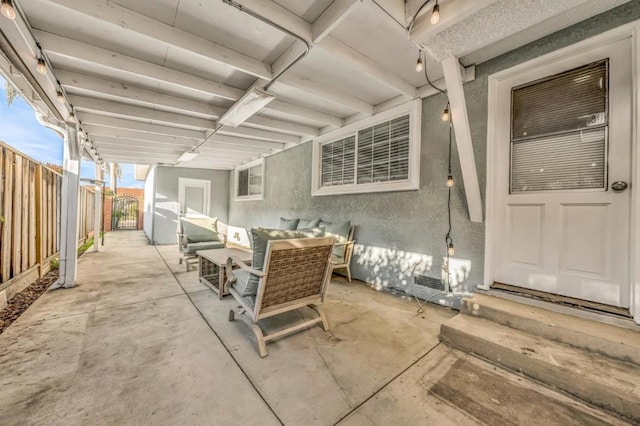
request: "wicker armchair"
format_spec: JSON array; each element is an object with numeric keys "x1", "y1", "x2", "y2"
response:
[{"x1": 227, "y1": 237, "x2": 335, "y2": 357}]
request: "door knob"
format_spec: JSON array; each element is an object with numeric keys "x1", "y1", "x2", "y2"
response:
[{"x1": 611, "y1": 181, "x2": 628, "y2": 192}]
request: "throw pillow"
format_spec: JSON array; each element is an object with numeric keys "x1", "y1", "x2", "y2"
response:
[
  {"x1": 241, "y1": 227, "x2": 324, "y2": 297},
  {"x1": 181, "y1": 217, "x2": 219, "y2": 243},
  {"x1": 278, "y1": 217, "x2": 299, "y2": 230},
  {"x1": 297, "y1": 218, "x2": 320, "y2": 229},
  {"x1": 324, "y1": 221, "x2": 351, "y2": 259}
]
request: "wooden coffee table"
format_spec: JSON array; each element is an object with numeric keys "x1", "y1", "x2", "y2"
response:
[{"x1": 197, "y1": 248, "x2": 253, "y2": 299}]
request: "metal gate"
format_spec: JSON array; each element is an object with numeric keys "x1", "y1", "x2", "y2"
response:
[{"x1": 112, "y1": 196, "x2": 138, "y2": 231}]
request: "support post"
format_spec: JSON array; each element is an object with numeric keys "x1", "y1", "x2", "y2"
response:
[
  {"x1": 93, "y1": 164, "x2": 103, "y2": 252},
  {"x1": 53, "y1": 126, "x2": 81, "y2": 289},
  {"x1": 442, "y1": 56, "x2": 483, "y2": 223}
]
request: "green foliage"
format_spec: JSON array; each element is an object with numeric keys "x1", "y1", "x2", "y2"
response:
[
  {"x1": 4, "y1": 81, "x2": 18, "y2": 106},
  {"x1": 78, "y1": 237, "x2": 94, "y2": 257},
  {"x1": 50, "y1": 258, "x2": 60, "y2": 270}
]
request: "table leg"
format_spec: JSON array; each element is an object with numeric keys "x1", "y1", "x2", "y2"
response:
[{"x1": 218, "y1": 264, "x2": 225, "y2": 300}]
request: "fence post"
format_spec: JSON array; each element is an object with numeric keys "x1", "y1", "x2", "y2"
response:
[
  {"x1": 93, "y1": 165, "x2": 103, "y2": 251},
  {"x1": 35, "y1": 165, "x2": 44, "y2": 277},
  {"x1": 1, "y1": 150, "x2": 12, "y2": 283}
]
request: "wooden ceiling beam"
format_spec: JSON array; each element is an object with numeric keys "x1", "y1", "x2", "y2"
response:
[
  {"x1": 312, "y1": 0, "x2": 362, "y2": 43},
  {"x1": 237, "y1": 0, "x2": 416, "y2": 98},
  {"x1": 41, "y1": 0, "x2": 272, "y2": 80},
  {"x1": 69, "y1": 95, "x2": 215, "y2": 130},
  {"x1": 78, "y1": 114, "x2": 206, "y2": 140},
  {"x1": 58, "y1": 70, "x2": 226, "y2": 119},
  {"x1": 35, "y1": 30, "x2": 245, "y2": 101}
]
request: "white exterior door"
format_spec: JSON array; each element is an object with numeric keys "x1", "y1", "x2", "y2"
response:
[
  {"x1": 178, "y1": 178, "x2": 210, "y2": 218},
  {"x1": 490, "y1": 38, "x2": 632, "y2": 308}
]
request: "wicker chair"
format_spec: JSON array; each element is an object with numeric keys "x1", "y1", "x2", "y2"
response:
[{"x1": 226, "y1": 237, "x2": 335, "y2": 357}]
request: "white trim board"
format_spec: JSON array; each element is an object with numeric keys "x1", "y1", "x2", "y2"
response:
[
  {"x1": 178, "y1": 177, "x2": 211, "y2": 217},
  {"x1": 442, "y1": 56, "x2": 483, "y2": 223},
  {"x1": 310, "y1": 99, "x2": 422, "y2": 196},
  {"x1": 234, "y1": 158, "x2": 264, "y2": 201},
  {"x1": 483, "y1": 20, "x2": 640, "y2": 324}
]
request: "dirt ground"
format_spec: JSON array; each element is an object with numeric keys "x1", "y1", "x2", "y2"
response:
[{"x1": 0, "y1": 270, "x2": 58, "y2": 334}]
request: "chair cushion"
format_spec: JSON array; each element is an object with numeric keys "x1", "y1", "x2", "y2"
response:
[
  {"x1": 230, "y1": 269, "x2": 257, "y2": 308},
  {"x1": 297, "y1": 218, "x2": 320, "y2": 229},
  {"x1": 181, "y1": 217, "x2": 219, "y2": 243},
  {"x1": 185, "y1": 241, "x2": 225, "y2": 254},
  {"x1": 331, "y1": 254, "x2": 345, "y2": 265},
  {"x1": 243, "y1": 227, "x2": 325, "y2": 297},
  {"x1": 324, "y1": 221, "x2": 351, "y2": 258},
  {"x1": 278, "y1": 217, "x2": 299, "y2": 230}
]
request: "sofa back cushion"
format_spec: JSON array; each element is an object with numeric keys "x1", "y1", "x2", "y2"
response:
[
  {"x1": 297, "y1": 218, "x2": 320, "y2": 229},
  {"x1": 278, "y1": 217, "x2": 300, "y2": 230},
  {"x1": 240, "y1": 227, "x2": 325, "y2": 297},
  {"x1": 323, "y1": 221, "x2": 352, "y2": 259},
  {"x1": 180, "y1": 217, "x2": 219, "y2": 243}
]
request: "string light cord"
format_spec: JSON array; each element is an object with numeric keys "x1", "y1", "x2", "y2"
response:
[
  {"x1": 421, "y1": 50, "x2": 447, "y2": 95},
  {"x1": 444, "y1": 108, "x2": 454, "y2": 293},
  {"x1": 408, "y1": 0, "x2": 438, "y2": 37}
]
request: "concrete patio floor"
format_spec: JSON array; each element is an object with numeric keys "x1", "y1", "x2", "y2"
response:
[{"x1": 0, "y1": 232, "x2": 630, "y2": 425}]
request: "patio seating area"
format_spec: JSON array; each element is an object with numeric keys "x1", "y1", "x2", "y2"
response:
[
  {"x1": 2, "y1": 1, "x2": 640, "y2": 424},
  {"x1": 0, "y1": 231, "x2": 629, "y2": 425}
]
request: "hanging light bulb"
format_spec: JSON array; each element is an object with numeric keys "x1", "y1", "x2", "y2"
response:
[
  {"x1": 415, "y1": 52, "x2": 424, "y2": 73},
  {"x1": 447, "y1": 242, "x2": 455, "y2": 256},
  {"x1": 68, "y1": 109, "x2": 75, "y2": 122},
  {"x1": 431, "y1": 1, "x2": 440, "y2": 25},
  {"x1": 56, "y1": 90, "x2": 65, "y2": 104},
  {"x1": 36, "y1": 57, "x2": 47, "y2": 75},
  {"x1": 447, "y1": 175, "x2": 454, "y2": 187},
  {"x1": 1, "y1": 0, "x2": 16, "y2": 20},
  {"x1": 442, "y1": 106, "x2": 450, "y2": 122}
]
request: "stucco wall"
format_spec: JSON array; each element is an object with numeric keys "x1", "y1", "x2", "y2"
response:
[
  {"x1": 228, "y1": 3, "x2": 640, "y2": 293},
  {"x1": 143, "y1": 166, "x2": 155, "y2": 241},
  {"x1": 152, "y1": 166, "x2": 230, "y2": 245}
]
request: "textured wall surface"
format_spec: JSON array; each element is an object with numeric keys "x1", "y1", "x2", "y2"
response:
[
  {"x1": 153, "y1": 166, "x2": 229, "y2": 244},
  {"x1": 143, "y1": 166, "x2": 156, "y2": 241},
  {"x1": 226, "y1": 3, "x2": 640, "y2": 293}
]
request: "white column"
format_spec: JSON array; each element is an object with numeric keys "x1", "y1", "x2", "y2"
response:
[
  {"x1": 53, "y1": 126, "x2": 81, "y2": 289},
  {"x1": 442, "y1": 56, "x2": 483, "y2": 223},
  {"x1": 93, "y1": 164, "x2": 103, "y2": 252}
]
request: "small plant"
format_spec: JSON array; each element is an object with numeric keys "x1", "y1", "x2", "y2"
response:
[
  {"x1": 50, "y1": 258, "x2": 60, "y2": 270},
  {"x1": 77, "y1": 237, "x2": 94, "y2": 257}
]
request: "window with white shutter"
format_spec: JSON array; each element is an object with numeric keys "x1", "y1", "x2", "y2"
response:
[
  {"x1": 312, "y1": 100, "x2": 421, "y2": 196},
  {"x1": 510, "y1": 60, "x2": 608, "y2": 193},
  {"x1": 235, "y1": 159, "x2": 263, "y2": 200},
  {"x1": 321, "y1": 136, "x2": 355, "y2": 186},
  {"x1": 357, "y1": 115, "x2": 410, "y2": 184}
]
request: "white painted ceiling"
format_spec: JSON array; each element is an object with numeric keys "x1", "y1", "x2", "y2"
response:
[{"x1": 0, "y1": 0, "x2": 631, "y2": 169}]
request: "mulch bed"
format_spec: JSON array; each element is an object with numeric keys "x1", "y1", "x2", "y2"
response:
[{"x1": 0, "y1": 270, "x2": 59, "y2": 335}]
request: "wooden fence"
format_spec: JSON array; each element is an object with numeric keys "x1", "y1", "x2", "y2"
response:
[{"x1": 0, "y1": 142, "x2": 95, "y2": 301}]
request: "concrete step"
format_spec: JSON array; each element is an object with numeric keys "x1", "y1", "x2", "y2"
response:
[
  {"x1": 461, "y1": 293, "x2": 640, "y2": 365},
  {"x1": 440, "y1": 315, "x2": 640, "y2": 423}
]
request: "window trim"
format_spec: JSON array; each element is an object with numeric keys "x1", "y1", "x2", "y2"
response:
[
  {"x1": 234, "y1": 158, "x2": 264, "y2": 201},
  {"x1": 311, "y1": 100, "x2": 421, "y2": 196}
]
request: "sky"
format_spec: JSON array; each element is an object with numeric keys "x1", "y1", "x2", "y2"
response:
[{"x1": 0, "y1": 77, "x2": 142, "y2": 188}]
